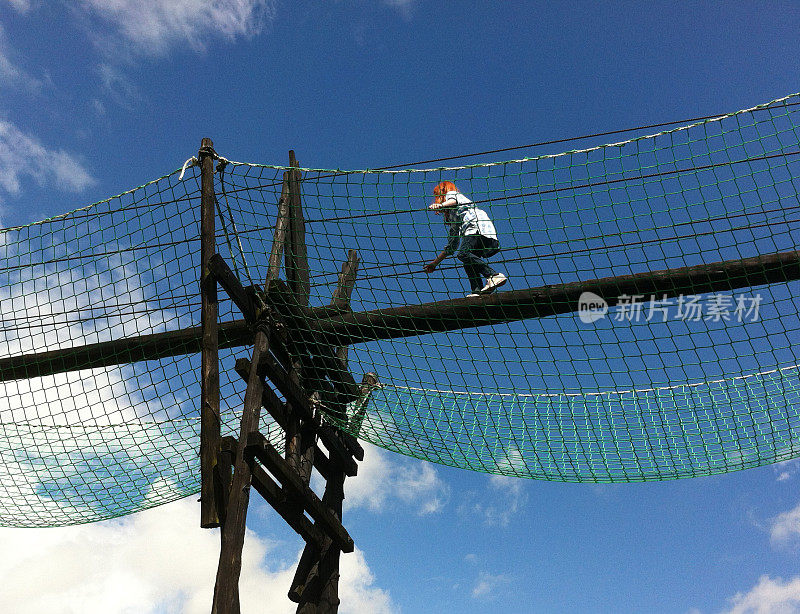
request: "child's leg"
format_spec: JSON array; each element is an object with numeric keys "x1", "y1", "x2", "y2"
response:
[{"x1": 457, "y1": 236, "x2": 497, "y2": 291}]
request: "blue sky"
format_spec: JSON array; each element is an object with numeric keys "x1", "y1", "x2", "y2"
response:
[{"x1": 3, "y1": 1, "x2": 800, "y2": 613}]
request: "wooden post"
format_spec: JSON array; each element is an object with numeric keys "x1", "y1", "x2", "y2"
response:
[
  {"x1": 200, "y1": 137, "x2": 221, "y2": 529},
  {"x1": 286, "y1": 150, "x2": 310, "y2": 305},
  {"x1": 268, "y1": 172, "x2": 291, "y2": 284},
  {"x1": 212, "y1": 330, "x2": 270, "y2": 614}
]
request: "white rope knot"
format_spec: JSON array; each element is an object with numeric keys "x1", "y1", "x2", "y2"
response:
[{"x1": 179, "y1": 156, "x2": 199, "y2": 180}]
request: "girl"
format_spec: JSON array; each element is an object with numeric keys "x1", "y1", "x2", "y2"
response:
[{"x1": 424, "y1": 181, "x2": 507, "y2": 296}]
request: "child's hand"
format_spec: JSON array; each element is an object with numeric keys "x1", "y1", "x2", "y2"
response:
[{"x1": 423, "y1": 262, "x2": 437, "y2": 274}]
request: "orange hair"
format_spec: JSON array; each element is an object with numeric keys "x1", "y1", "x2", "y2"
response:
[{"x1": 432, "y1": 181, "x2": 458, "y2": 204}]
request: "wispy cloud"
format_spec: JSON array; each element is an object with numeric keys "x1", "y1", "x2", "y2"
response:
[
  {"x1": 343, "y1": 443, "x2": 449, "y2": 515},
  {"x1": 769, "y1": 501, "x2": 800, "y2": 548},
  {"x1": 383, "y1": 0, "x2": 416, "y2": 19},
  {"x1": 0, "y1": 23, "x2": 47, "y2": 93},
  {"x1": 471, "y1": 571, "x2": 511, "y2": 599},
  {"x1": 461, "y1": 474, "x2": 528, "y2": 527},
  {"x1": 79, "y1": 0, "x2": 275, "y2": 57},
  {"x1": 773, "y1": 458, "x2": 800, "y2": 482},
  {"x1": 4, "y1": 0, "x2": 34, "y2": 14},
  {"x1": 722, "y1": 575, "x2": 800, "y2": 614},
  {"x1": 0, "y1": 495, "x2": 396, "y2": 613},
  {"x1": 0, "y1": 120, "x2": 96, "y2": 199}
]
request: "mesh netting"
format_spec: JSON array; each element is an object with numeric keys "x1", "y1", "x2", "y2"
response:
[{"x1": 2, "y1": 93, "x2": 800, "y2": 527}]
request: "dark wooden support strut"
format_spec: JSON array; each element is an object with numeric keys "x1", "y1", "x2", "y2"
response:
[
  {"x1": 212, "y1": 330, "x2": 270, "y2": 614},
  {"x1": 286, "y1": 150, "x2": 310, "y2": 305},
  {"x1": 200, "y1": 137, "x2": 221, "y2": 529},
  {"x1": 4, "y1": 250, "x2": 800, "y2": 382}
]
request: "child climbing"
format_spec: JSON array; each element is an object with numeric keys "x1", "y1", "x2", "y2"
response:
[{"x1": 423, "y1": 181, "x2": 507, "y2": 297}]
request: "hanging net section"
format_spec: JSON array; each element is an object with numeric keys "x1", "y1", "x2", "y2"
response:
[{"x1": 2, "y1": 93, "x2": 800, "y2": 527}]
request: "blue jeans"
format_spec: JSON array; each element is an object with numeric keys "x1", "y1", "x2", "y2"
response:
[{"x1": 457, "y1": 235, "x2": 500, "y2": 292}]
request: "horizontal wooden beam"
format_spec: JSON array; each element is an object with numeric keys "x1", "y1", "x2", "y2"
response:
[
  {"x1": 0, "y1": 320, "x2": 252, "y2": 382},
  {"x1": 3, "y1": 250, "x2": 798, "y2": 381},
  {"x1": 311, "y1": 250, "x2": 800, "y2": 345}
]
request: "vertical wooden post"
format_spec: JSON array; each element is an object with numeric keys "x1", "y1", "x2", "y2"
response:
[
  {"x1": 212, "y1": 330, "x2": 270, "y2": 614},
  {"x1": 267, "y1": 171, "x2": 291, "y2": 284},
  {"x1": 200, "y1": 137, "x2": 221, "y2": 529},
  {"x1": 286, "y1": 150, "x2": 310, "y2": 305}
]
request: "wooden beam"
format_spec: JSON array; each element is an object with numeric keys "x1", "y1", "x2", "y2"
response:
[
  {"x1": 245, "y1": 431, "x2": 354, "y2": 553},
  {"x1": 311, "y1": 250, "x2": 800, "y2": 346},
  {"x1": 246, "y1": 440, "x2": 326, "y2": 549},
  {"x1": 267, "y1": 172, "x2": 291, "y2": 283},
  {"x1": 209, "y1": 253, "x2": 256, "y2": 323},
  {"x1": 286, "y1": 150, "x2": 310, "y2": 305},
  {"x1": 200, "y1": 137, "x2": 221, "y2": 529},
  {"x1": 330, "y1": 250, "x2": 359, "y2": 311},
  {"x1": 0, "y1": 320, "x2": 251, "y2": 382},
  {"x1": 5, "y1": 250, "x2": 799, "y2": 380},
  {"x1": 212, "y1": 331, "x2": 269, "y2": 614},
  {"x1": 234, "y1": 358, "x2": 357, "y2": 478},
  {"x1": 349, "y1": 373, "x2": 380, "y2": 437}
]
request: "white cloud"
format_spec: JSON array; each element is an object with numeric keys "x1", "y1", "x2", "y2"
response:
[
  {"x1": 383, "y1": 0, "x2": 416, "y2": 18},
  {"x1": 4, "y1": 0, "x2": 33, "y2": 14},
  {"x1": 0, "y1": 495, "x2": 395, "y2": 614},
  {"x1": 770, "y1": 501, "x2": 800, "y2": 547},
  {"x1": 80, "y1": 0, "x2": 275, "y2": 57},
  {"x1": 96, "y1": 63, "x2": 140, "y2": 109},
  {"x1": 722, "y1": 575, "x2": 800, "y2": 614},
  {"x1": 462, "y1": 474, "x2": 527, "y2": 527},
  {"x1": 471, "y1": 571, "x2": 511, "y2": 599},
  {"x1": 773, "y1": 458, "x2": 800, "y2": 482},
  {"x1": 343, "y1": 443, "x2": 449, "y2": 515},
  {"x1": 0, "y1": 120, "x2": 95, "y2": 198},
  {"x1": 0, "y1": 23, "x2": 46, "y2": 93}
]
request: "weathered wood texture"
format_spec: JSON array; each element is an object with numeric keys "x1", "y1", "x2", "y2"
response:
[
  {"x1": 209, "y1": 253, "x2": 256, "y2": 323},
  {"x1": 286, "y1": 151, "x2": 310, "y2": 305},
  {"x1": 267, "y1": 172, "x2": 291, "y2": 283},
  {"x1": 6, "y1": 250, "x2": 799, "y2": 381},
  {"x1": 311, "y1": 250, "x2": 800, "y2": 345},
  {"x1": 212, "y1": 331, "x2": 269, "y2": 614},
  {"x1": 200, "y1": 137, "x2": 221, "y2": 529}
]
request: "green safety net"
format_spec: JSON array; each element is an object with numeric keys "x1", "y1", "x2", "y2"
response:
[{"x1": 2, "y1": 93, "x2": 800, "y2": 527}]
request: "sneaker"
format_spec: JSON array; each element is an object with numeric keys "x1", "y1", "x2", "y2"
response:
[
  {"x1": 467, "y1": 292, "x2": 482, "y2": 298},
  {"x1": 481, "y1": 273, "x2": 507, "y2": 293}
]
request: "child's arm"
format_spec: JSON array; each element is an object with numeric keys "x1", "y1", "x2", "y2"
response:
[
  {"x1": 428, "y1": 197, "x2": 458, "y2": 211},
  {"x1": 424, "y1": 222, "x2": 460, "y2": 273},
  {"x1": 424, "y1": 250, "x2": 448, "y2": 273}
]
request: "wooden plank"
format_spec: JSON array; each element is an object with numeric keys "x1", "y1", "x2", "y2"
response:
[
  {"x1": 200, "y1": 137, "x2": 221, "y2": 529},
  {"x1": 292, "y1": 466, "x2": 347, "y2": 610},
  {"x1": 267, "y1": 172, "x2": 290, "y2": 283},
  {"x1": 6, "y1": 250, "x2": 800, "y2": 380},
  {"x1": 249, "y1": 453, "x2": 325, "y2": 549},
  {"x1": 234, "y1": 358, "x2": 357, "y2": 478},
  {"x1": 212, "y1": 331, "x2": 269, "y2": 614},
  {"x1": 246, "y1": 431, "x2": 354, "y2": 553},
  {"x1": 209, "y1": 253, "x2": 256, "y2": 323}
]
